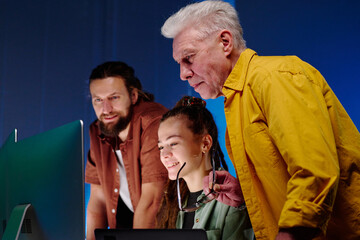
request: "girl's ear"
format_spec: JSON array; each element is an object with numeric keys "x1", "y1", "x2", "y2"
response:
[{"x1": 202, "y1": 134, "x2": 213, "y2": 153}]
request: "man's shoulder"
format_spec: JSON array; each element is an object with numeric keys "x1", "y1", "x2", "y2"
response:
[
  {"x1": 249, "y1": 50, "x2": 306, "y2": 74},
  {"x1": 133, "y1": 101, "x2": 168, "y2": 119},
  {"x1": 89, "y1": 120, "x2": 99, "y2": 132}
]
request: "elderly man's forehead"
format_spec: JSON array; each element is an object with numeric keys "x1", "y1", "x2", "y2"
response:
[{"x1": 172, "y1": 29, "x2": 199, "y2": 59}]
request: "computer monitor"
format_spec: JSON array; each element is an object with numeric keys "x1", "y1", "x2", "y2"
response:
[{"x1": 0, "y1": 120, "x2": 85, "y2": 240}]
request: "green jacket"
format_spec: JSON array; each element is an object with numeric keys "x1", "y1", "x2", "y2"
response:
[{"x1": 176, "y1": 193, "x2": 255, "y2": 240}]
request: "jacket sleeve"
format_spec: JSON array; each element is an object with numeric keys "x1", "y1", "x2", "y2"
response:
[
  {"x1": 253, "y1": 62, "x2": 340, "y2": 232},
  {"x1": 139, "y1": 109, "x2": 168, "y2": 183}
]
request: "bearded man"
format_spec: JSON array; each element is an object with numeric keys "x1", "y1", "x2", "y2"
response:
[{"x1": 85, "y1": 61, "x2": 168, "y2": 240}]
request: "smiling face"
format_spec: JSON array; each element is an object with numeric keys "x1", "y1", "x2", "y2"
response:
[
  {"x1": 158, "y1": 116, "x2": 212, "y2": 185},
  {"x1": 172, "y1": 28, "x2": 231, "y2": 99},
  {"x1": 90, "y1": 76, "x2": 137, "y2": 137}
]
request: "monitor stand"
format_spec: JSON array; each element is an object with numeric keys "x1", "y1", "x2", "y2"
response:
[{"x1": 2, "y1": 204, "x2": 30, "y2": 240}]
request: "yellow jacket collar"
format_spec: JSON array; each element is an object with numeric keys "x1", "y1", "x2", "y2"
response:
[{"x1": 223, "y1": 48, "x2": 257, "y2": 94}]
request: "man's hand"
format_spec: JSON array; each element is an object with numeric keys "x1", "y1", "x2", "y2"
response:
[
  {"x1": 275, "y1": 231, "x2": 297, "y2": 240},
  {"x1": 203, "y1": 170, "x2": 244, "y2": 207}
]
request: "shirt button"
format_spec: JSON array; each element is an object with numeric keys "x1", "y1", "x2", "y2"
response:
[
  {"x1": 111, "y1": 209, "x2": 116, "y2": 214},
  {"x1": 116, "y1": 168, "x2": 119, "y2": 173},
  {"x1": 114, "y1": 188, "x2": 118, "y2": 193},
  {"x1": 196, "y1": 218, "x2": 199, "y2": 223}
]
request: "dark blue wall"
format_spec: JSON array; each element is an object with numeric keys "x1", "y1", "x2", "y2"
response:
[
  {"x1": 0, "y1": 0, "x2": 194, "y2": 145},
  {"x1": 236, "y1": 0, "x2": 360, "y2": 126},
  {"x1": 1, "y1": 0, "x2": 359, "y2": 232}
]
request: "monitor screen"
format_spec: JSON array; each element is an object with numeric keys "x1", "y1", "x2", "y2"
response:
[{"x1": 0, "y1": 120, "x2": 85, "y2": 240}]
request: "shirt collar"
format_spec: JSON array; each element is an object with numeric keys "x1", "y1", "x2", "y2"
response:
[{"x1": 223, "y1": 48, "x2": 257, "y2": 94}]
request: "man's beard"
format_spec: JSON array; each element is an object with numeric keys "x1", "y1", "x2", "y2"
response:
[{"x1": 99, "y1": 104, "x2": 134, "y2": 137}]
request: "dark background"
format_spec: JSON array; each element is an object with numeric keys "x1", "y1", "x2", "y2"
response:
[{"x1": 1, "y1": 0, "x2": 359, "y2": 230}]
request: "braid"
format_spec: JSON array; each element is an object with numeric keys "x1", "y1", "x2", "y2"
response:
[
  {"x1": 156, "y1": 179, "x2": 188, "y2": 228},
  {"x1": 212, "y1": 141, "x2": 228, "y2": 171},
  {"x1": 156, "y1": 96, "x2": 228, "y2": 228},
  {"x1": 161, "y1": 96, "x2": 228, "y2": 170}
]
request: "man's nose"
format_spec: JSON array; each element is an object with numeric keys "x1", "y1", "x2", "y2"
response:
[
  {"x1": 180, "y1": 64, "x2": 193, "y2": 81},
  {"x1": 102, "y1": 99, "x2": 113, "y2": 114}
]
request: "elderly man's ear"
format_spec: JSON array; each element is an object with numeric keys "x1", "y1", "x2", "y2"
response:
[{"x1": 219, "y1": 30, "x2": 233, "y2": 56}]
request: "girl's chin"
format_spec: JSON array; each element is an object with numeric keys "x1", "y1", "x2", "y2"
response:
[
  {"x1": 168, "y1": 174, "x2": 177, "y2": 181},
  {"x1": 167, "y1": 167, "x2": 180, "y2": 181}
]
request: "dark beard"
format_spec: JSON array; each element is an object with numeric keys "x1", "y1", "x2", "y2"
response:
[{"x1": 99, "y1": 104, "x2": 134, "y2": 137}]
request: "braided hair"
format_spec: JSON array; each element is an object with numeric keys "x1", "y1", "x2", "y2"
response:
[{"x1": 156, "y1": 96, "x2": 228, "y2": 228}]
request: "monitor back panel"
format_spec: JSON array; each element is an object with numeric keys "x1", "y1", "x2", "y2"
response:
[{"x1": 0, "y1": 120, "x2": 84, "y2": 240}]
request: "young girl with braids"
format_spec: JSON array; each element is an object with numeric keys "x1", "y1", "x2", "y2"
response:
[{"x1": 156, "y1": 96, "x2": 255, "y2": 240}]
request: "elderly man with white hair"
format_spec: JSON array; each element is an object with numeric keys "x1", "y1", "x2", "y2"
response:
[{"x1": 161, "y1": 1, "x2": 360, "y2": 240}]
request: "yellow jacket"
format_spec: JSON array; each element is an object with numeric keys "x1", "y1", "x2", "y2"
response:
[{"x1": 223, "y1": 49, "x2": 360, "y2": 240}]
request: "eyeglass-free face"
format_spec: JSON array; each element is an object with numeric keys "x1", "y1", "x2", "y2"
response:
[
  {"x1": 90, "y1": 77, "x2": 136, "y2": 134},
  {"x1": 158, "y1": 116, "x2": 212, "y2": 182},
  {"x1": 172, "y1": 29, "x2": 230, "y2": 99}
]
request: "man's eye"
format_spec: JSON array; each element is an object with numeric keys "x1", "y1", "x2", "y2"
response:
[
  {"x1": 93, "y1": 98, "x2": 102, "y2": 103},
  {"x1": 110, "y1": 96, "x2": 119, "y2": 100},
  {"x1": 184, "y1": 55, "x2": 193, "y2": 63},
  {"x1": 170, "y1": 143, "x2": 178, "y2": 147}
]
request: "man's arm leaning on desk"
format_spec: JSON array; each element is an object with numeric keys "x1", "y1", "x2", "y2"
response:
[{"x1": 86, "y1": 184, "x2": 108, "y2": 240}]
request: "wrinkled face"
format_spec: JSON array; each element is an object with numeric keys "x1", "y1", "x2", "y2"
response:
[
  {"x1": 158, "y1": 116, "x2": 205, "y2": 181},
  {"x1": 90, "y1": 77, "x2": 135, "y2": 137},
  {"x1": 173, "y1": 28, "x2": 229, "y2": 99}
]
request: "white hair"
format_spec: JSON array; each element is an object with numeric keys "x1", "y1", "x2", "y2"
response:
[{"x1": 161, "y1": 0, "x2": 246, "y2": 49}]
